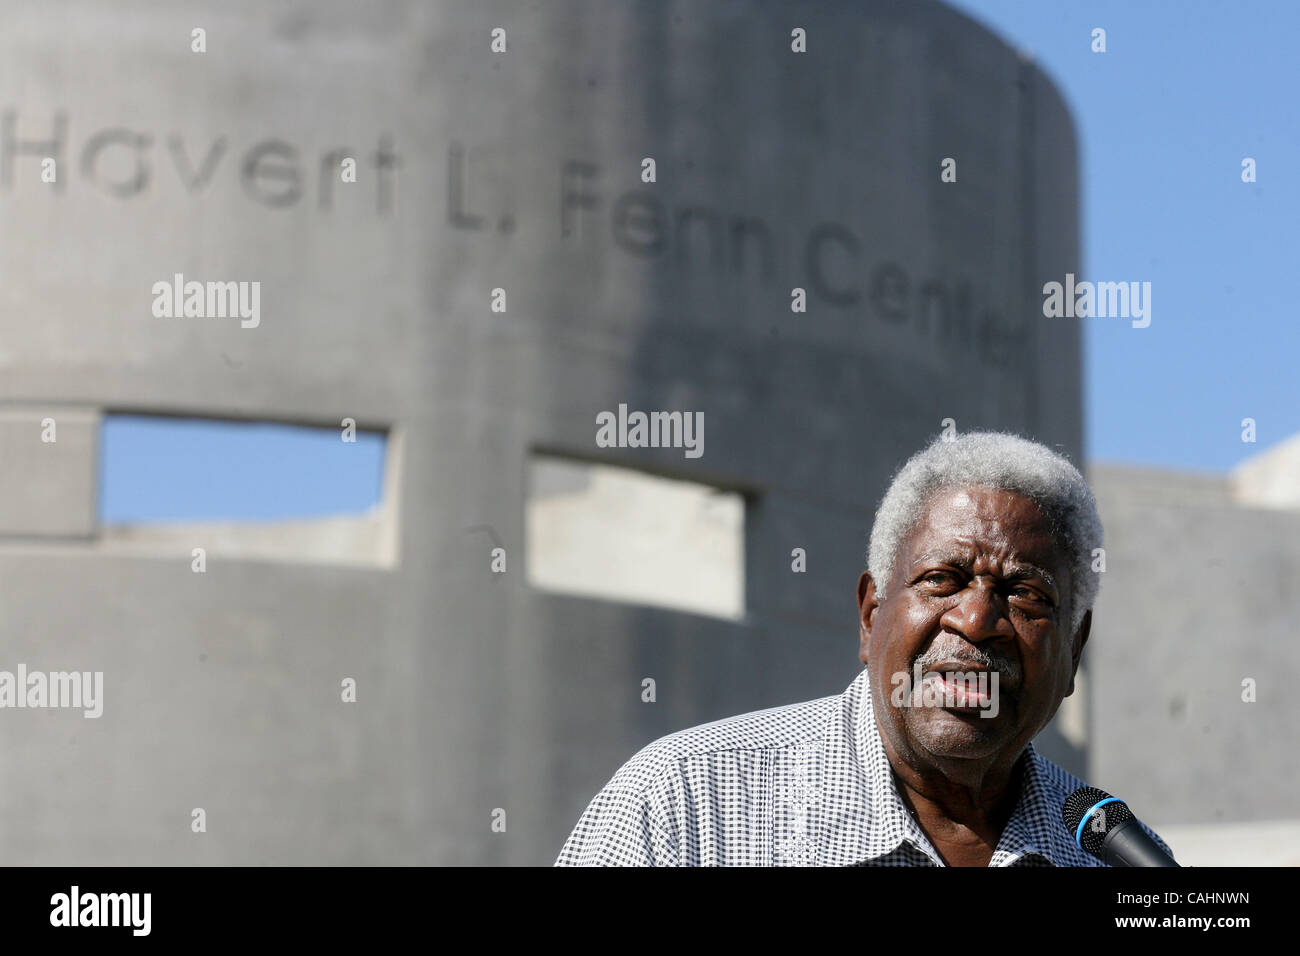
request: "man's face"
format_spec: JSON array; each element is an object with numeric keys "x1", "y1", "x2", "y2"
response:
[{"x1": 857, "y1": 484, "x2": 1089, "y2": 769}]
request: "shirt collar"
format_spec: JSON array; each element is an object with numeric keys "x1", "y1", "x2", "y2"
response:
[{"x1": 815, "y1": 666, "x2": 1090, "y2": 867}]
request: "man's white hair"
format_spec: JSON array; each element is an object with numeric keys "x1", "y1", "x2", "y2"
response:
[{"x1": 867, "y1": 431, "x2": 1102, "y2": 634}]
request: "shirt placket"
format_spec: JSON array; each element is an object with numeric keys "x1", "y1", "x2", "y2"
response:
[{"x1": 774, "y1": 739, "x2": 824, "y2": 866}]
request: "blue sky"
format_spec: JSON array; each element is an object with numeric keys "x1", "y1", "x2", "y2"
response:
[
  {"x1": 100, "y1": 417, "x2": 386, "y2": 524},
  {"x1": 949, "y1": 0, "x2": 1299, "y2": 472}
]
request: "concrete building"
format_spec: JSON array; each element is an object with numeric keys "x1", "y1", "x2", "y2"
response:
[
  {"x1": 1088, "y1": 450, "x2": 1300, "y2": 866},
  {"x1": 0, "y1": 0, "x2": 1139, "y2": 866}
]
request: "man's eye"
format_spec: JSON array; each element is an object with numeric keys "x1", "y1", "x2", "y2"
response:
[
  {"x1": 922, "y1": 572, "x2": 957, "y2": 586},
  {"x1": 1010, "y1": 586, "x2": 1045, "y2": 602}
]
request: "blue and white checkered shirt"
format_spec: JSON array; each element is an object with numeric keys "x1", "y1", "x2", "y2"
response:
[{"x1": 556, "y1": 665, "x2": 1175, "y2": 866}]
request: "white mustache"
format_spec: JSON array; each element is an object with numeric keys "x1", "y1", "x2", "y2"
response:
[{"x1": 913, "y1": 644, "x2": 1020, "y2": 686}]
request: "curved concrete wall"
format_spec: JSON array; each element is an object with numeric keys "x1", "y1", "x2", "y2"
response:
[{"x1": 0, "y1": 0, "x2": 1080, "y2": 863}]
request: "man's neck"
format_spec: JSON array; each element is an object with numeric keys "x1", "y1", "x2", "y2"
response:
[{"x1": 891, "y1": 751, "x2": 1028, "y2": 866}]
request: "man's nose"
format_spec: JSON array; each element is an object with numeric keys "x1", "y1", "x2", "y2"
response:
[{"x1": 940, "y1": 581, "x2": 1015, "y2": 642}]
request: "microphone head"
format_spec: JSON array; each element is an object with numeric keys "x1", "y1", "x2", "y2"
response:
[{"x1": 1063, "y1": 786, "x2": 1135, "y2": 855}]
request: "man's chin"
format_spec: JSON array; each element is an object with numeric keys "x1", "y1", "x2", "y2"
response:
[{"x1": 904, "y1": 707, "x2": 1015, "y2": 760}]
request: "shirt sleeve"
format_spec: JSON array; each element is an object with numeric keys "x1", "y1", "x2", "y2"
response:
[{"x1": 554, "y1": 785, "x2": 680, "y2": 866}]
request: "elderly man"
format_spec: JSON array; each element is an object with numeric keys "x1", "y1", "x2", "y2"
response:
[{"x1": 555, "y1": 431, "x2": 1174, "y2": 866}]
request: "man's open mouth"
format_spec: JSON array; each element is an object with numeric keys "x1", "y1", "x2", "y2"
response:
[{"x1": 922, "y1": 670, "x2": 1001, "y2": 710}]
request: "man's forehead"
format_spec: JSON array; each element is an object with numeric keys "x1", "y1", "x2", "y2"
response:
[{"x1": 905, "y1": 484, "x2": 1063, "y2": 563}]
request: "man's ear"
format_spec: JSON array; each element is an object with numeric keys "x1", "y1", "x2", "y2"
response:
[
  {"x1": 856, "y1": 571, "x2": 880, "y2": 666},
  {"x1": 1066, "y1": 608, "x2": 1092, "y2": 696}
]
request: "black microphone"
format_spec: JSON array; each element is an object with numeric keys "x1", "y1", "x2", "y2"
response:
[{"x1": 1062, "y1": 786, "x2": 1179, "y2": 867}]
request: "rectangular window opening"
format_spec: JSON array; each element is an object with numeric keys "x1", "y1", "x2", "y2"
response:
[
  {"x1": 526, "y1": 453, "x2": 745, "y2": 621},
  {"x1": 99, "y1": 414, "x2": 386, "y2": 524},
  {"x1": 94, "y1": 414, "x2": 398, "y2": 569}
]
